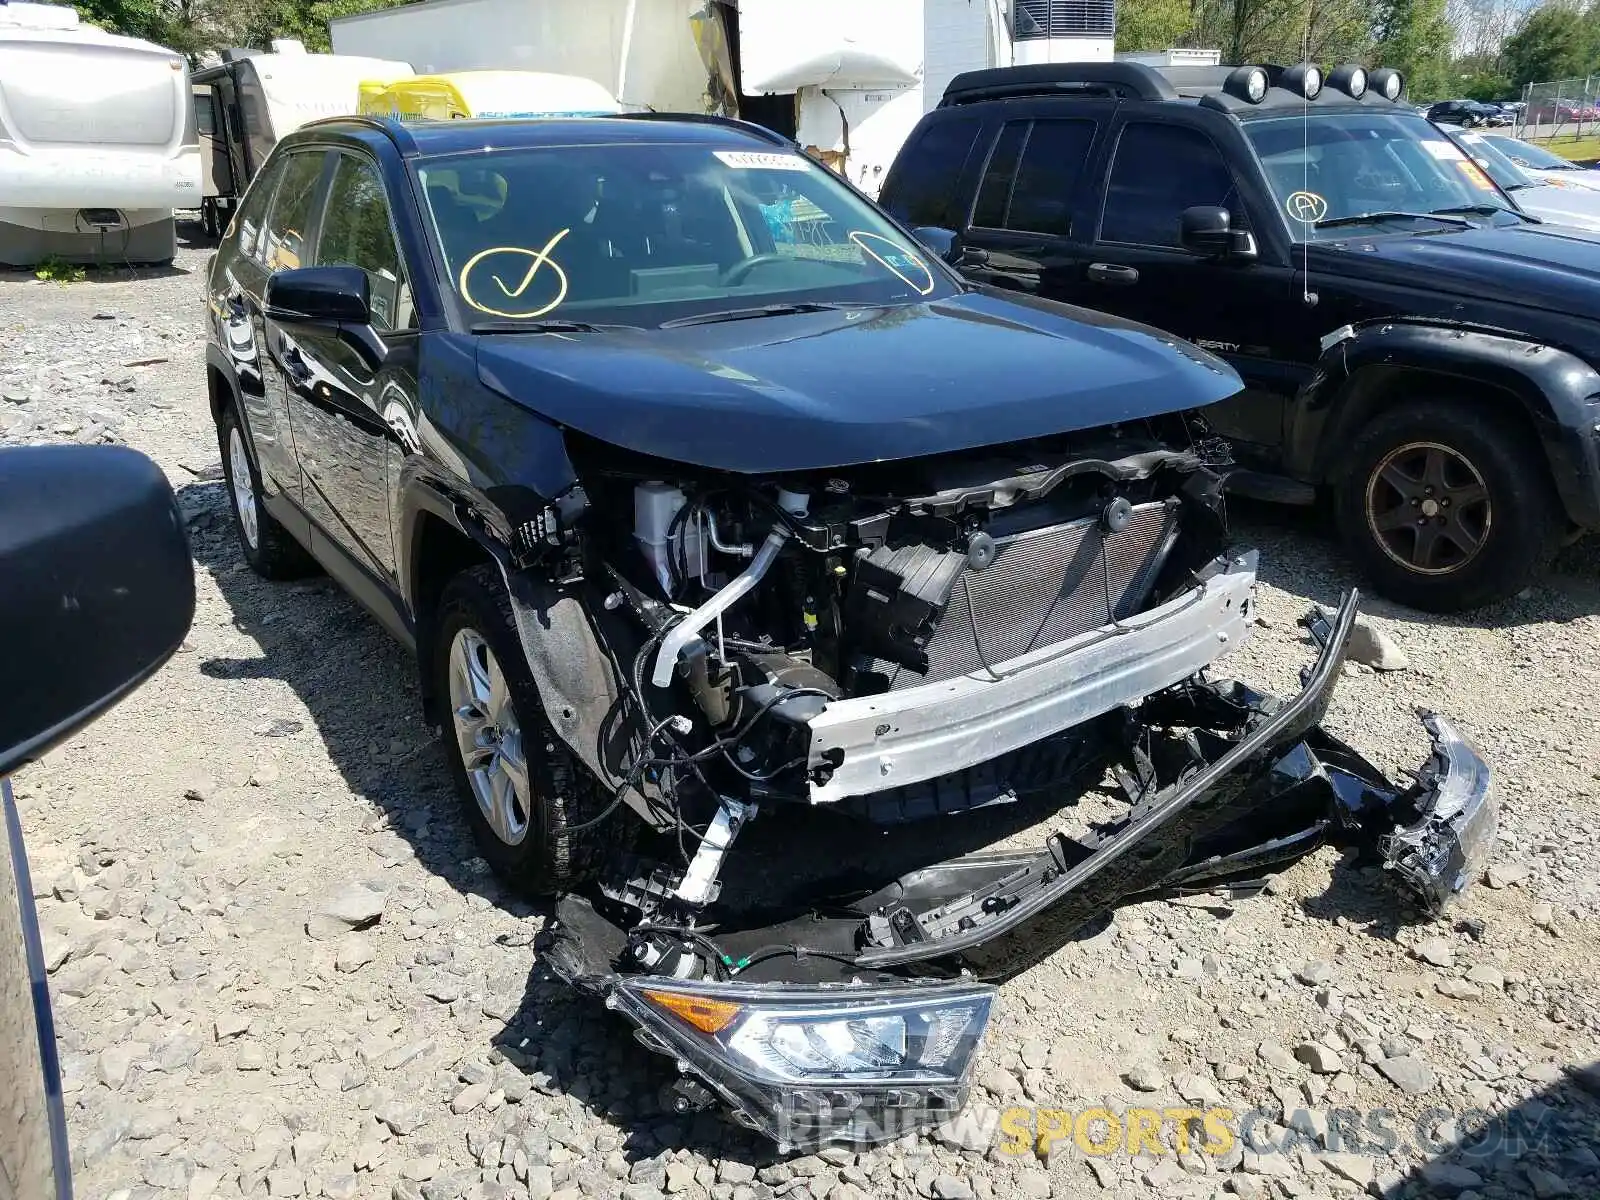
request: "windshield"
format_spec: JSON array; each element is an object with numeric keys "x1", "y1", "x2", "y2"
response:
[
  {"x1": 1450, "y1": 129, "x2": 1537, "y2": 190},
  {"x1": 415, "y1": 140, "x2": 955, "y2": 327},
  {"x1": 1480, "y1": 134, "x2": 1579, "y2": 172},
  {"x1": 1245, "y1": 112, "x2": 1519, "y2": 240}
]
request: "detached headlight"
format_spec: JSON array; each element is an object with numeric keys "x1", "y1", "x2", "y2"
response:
[{"x1": 611, "y1": 979, "x2": 995, "y2": 1148}]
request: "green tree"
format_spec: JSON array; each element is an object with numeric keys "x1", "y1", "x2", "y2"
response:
[
  {"x1": 1502, "y1": 3, "x2": 1600, "y2": 87},
  {"x1": 1372, "y1": 0, "x2": 1453, "y2": 100},
  {"x1": 1116, "y1": 0, "x2": 1193, "y2": 51}
]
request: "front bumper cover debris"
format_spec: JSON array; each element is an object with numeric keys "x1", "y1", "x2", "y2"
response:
[{"x1": 543, "y1": 591, "x2": 1496, "y2": 1150}]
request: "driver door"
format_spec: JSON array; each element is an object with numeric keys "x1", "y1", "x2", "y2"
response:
[{"x1": 1070, "y1": 116, "x2": 1304, "y2": 459}]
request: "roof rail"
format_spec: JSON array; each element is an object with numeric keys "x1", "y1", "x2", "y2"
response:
[
  {"x1": 612, "y1": 110, "x2": 793, "y2": 146},
  {"x1": 942, "y1": 62, "x2": 1177, "y2": 105},
  {"x1": 298, "y1": 113, "x2": 418, "y2": 154}
]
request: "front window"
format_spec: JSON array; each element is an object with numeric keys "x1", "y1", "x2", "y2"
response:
[
  {"x1": 415, "y1": 141, "x2": 956, "y2": 328},
  {"x1": 1245, "y1": 112, "x2": 1521, "y2": 241}
]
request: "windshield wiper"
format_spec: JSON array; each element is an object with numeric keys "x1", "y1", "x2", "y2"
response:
[
  {"x1": 1314, "y1": 210, "x2": 1473, "y2": 230},
  {"x1": 468, "y1": 319, "x2": 639, "y2": 334},
  {"x1": 1432, "y1": 202, "x2": 1540, "y2": 223},
  {"x1": 658, "y1": 302, "x2": 856, "y2": 329}
]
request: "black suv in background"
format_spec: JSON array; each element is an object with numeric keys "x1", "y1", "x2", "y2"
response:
[{"x1": 881, "y1": 61, "x2": 1600, "y2": 612}]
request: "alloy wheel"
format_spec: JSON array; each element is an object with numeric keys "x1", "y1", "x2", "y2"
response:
[
  {"x1": 448, "y1": 627, "x2": 531, "y2": 846},
  {"x1": 1364, "y1": 441, "x2": 1492, "y2": 575},
  {"x1": 228, "y1": 425, "x2": 259, "y2": 550}
]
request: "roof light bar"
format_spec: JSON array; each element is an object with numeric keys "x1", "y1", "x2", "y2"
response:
[
  {"x1": 1282, "y1": 62, "x2": 1322, "y2": 100},
  {"x1": 1225, "y1": 65, "x2": 1269, "y2": 104},
  {"x1": 1328, "y1": 64, "x2": 1368, "y2": 98},
  {"x1": 1369, "y1": 68, "x2": 1403, "y2": 101}
]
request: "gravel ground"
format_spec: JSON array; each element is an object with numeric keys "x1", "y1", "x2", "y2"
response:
[{"x1": 3, "y1": 237, "x2": 1599, "y2": 1200}]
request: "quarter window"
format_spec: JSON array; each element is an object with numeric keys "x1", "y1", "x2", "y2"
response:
[
  {"x1": 317, "y1": 155, "x2": 413, "y2": 332},
  {"x1": 1100, "y1": 123, "x2": 1241, "y2": 247}
]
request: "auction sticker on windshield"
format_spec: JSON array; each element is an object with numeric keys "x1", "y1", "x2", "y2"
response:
[
  {"x1": 713, "y1": 151, "x2": 811, "y2": 171},
  {"x1": 1421, "y1": 140, "x2": 1468, "y2": 161}
]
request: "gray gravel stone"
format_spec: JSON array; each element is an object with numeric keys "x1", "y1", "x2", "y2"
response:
[{"x1": 1376, "y1": 1055, "x2": 1437, "y2": 1095}]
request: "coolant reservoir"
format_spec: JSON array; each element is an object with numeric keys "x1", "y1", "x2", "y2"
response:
[{"x1": 634, "y1": 482, "x2": 705, "y2": 595}]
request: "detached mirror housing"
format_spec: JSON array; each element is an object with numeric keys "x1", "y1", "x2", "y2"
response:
[
  {"x1": 0, "y1": 445, "x2": 196, "y2": 778},
  {"x1": 1180, "y1": 206, "x2": 1257, "y2": 260},
  {"x1": 911, "y1": 226, "x2": 989, "y2": 269},
  {"x1": 265, "y1": 266, "x2": 386, "y2": 367}
]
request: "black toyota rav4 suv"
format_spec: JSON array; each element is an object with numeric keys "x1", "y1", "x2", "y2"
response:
[
  {"x1": 881, "y1": 61, "x2": 1600, "y2": 612},
  {"x1": 202, "y1": 112, "x2": 1493, "y2": 1148}
]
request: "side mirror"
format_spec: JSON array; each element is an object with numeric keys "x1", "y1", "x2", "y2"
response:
[
  {"x1": 265, "y1": 266, "x2": 387, "y2": 367},
  {"x1": 265, "y1": 265, "x2": 371, "y2": 324},
  {"x1": 1180, "y1": 206, "x2": 1257, "y2": 260},
  {"x1": 0, "y1": 446, "x2": 196, "y2": 778},
  {"x1": 911, "y1": 226, "x2": 989, "y2": 269},
  {"x1": 0, "y1": 445, "x2": 194, "y2": 1200}
]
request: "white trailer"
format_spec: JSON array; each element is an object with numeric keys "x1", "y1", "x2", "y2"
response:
[
  {"x1": 191, "y1": 41, "x2": 413, "y2": 235},
  {"x1": 330, "y1": 0, "x2": 1113, "y2": 198},
  {"x1": 0, "y1": 1, "x2": 199, "y2": 267}
]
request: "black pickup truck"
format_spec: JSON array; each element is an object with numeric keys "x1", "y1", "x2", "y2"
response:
[{"x1": 881, "y1": 61, "x2": 1600, "y2": 612}]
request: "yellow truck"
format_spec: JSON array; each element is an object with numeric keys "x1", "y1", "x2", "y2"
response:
[{"x1": 356, "y1": 70, "x2": 619, "y2": 122}]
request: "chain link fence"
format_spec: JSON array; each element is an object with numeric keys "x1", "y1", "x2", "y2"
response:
[{"x1": 1513, "y1": 77, "x2": 1600, "y2": 142}]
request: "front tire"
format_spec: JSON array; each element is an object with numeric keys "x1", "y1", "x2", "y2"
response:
[
  {"x1": 1334, "y1": 398, "x2": 1561, "y2": 612},
  {"x1": 216, "y1": 403, "x2": 315, "y2": 579},
  {"x1": 432, "y1": 565, "x2": 625, "y2": 894}
]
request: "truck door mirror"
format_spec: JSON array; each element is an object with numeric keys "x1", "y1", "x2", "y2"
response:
[
  {"x1": 1180, "y1": 206, "x2": 1257, "y2": 260},
  {"x1": 911, "y1": 226, "x2": 989, "y2": 269}
]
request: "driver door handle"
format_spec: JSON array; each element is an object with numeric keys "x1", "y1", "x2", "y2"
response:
[{"x1": 1087, "y1": 262, "x2": 1140, "y2": 286}]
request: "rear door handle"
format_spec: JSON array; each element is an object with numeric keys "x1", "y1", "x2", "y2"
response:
[{"x1": 1087, "y1": 262, "x2": 1140, "y2": 286}]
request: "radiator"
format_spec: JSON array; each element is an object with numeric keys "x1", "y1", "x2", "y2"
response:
[{"x1": 874, "y1": 501, "x2": 1176, "y2": 690}]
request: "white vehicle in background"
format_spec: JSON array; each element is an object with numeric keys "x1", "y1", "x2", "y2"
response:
[
  {"x1": 329, "y1": 0, "x2": 1116, "y2": 198},
  {"x1": 191, "y1": 40, "x2": 412, "y2": 236},
  {"x1": 0, "y1": 1, "x2": 199, "y2": 267},
  {"x1": 1447, "y1": 127, "x2": 1600, "y2": 232},
  {"x1": 1477, "y1": 133, "x2": 1600, "y2": 193}
]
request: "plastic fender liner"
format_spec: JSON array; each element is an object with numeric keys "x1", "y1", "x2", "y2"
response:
[
  {"x1": 854, "y1": 589, "x2": 1363, "y2": 971},
  {"x1": 495, "y1": 565, "x2": 654, "y2": 823}
]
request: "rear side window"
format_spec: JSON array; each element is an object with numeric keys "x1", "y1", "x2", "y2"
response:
[
  {"x1": 261, "y1": 151, "x2": 326, "y2": 272},
  {"x1": 1099, "y1": 123, "x2": 1239, "y2": 247},
  {"x1": 232, "y1": 156, "x2": 283, "y2": 260},
  {"x1": 881, "y1": 116, "x2": 983, "y2": 229},
  {"x1": 974, "y1": 119, "x2": 1096, "y2": 236}
]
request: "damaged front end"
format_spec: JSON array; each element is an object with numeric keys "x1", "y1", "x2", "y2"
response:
[{"x1": 492, "y1": 427, "x2": 1495, "y2": 1150}]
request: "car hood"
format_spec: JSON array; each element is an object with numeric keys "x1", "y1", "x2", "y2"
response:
[
  {"x1": 1528, "y1": 166, "x2": 1600, "y2": 193},
  {"x1": 1507, "y1": 182, "x2": 1600, "y2": 230},
  {"x1": 474, "y1": 292, "x2": 1241, "y2": 473},
  {"x1": 1311, "y1": 222, "x2": 1600, "y2": 318}
]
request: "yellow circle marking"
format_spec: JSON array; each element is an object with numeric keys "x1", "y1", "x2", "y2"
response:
[
  {"x1": 1285, "y1": 191, "x2": 1328, "y2": 223},
  {"x1": 848, "y1": 231, "x2": 936, "y2": 296},
  {"x1": 459, "y1": 228, "x2": 571, "y2": 319}
]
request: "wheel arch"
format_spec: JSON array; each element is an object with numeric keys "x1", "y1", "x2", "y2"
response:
[
  {"x1": 403, "y1": 493, "x2": 499, "y2": 727},
  {"x1": 1290, "y1": 321, "x2": 1600, "y2": 527}
]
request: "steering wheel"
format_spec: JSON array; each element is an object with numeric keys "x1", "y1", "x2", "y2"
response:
[{"x1": 720, "y1": 252, "x2": 794, "y2": 287}]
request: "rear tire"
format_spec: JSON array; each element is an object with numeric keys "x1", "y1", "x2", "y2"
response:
[
  {"x1": 1334, "y1": 398, "x2": 1561, "y2": 612},
  {"x1": 216, "y1": 403, "x2": 316, "y2": 580},
  {"x1": 432, "y1": 564, "x2": 627, "y2": 895}
]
